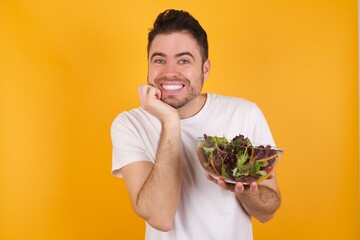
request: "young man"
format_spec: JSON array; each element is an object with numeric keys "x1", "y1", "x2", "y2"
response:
[{"x1": 111, "y1": 9, "x2": 281, "y2": 239}]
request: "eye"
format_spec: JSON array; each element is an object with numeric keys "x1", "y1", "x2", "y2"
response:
[
  {"x1": 154, "y1": 59, "x2": 166, "y2": 64},
  {"x1": 179, "y1": 59, "x2": 190, "y2": 64}
]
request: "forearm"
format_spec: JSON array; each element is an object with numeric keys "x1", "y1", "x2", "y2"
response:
[
  {"x1": 237, "y1": 185, "x2": 281, "y2": 223},
  {"x1": 135, "y1": 120, "x2": 182, "y2": 231}
]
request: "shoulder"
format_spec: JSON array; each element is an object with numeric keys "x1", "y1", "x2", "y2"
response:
[
  {"x1": 111, "y1": 108, "x2": 156, "y2": 140},
  {"x1": 206, "y1": 93, "x2": 266, "y2": 124},
  {"x1": 208, "y1": 93, "x2": 257, "y2": 110},
  {"x1": 111, "y1": 107, "x2": 161, "y2": 140},
  {"x1": 111, "y1": 107, "x2": 154, "y2": 129},
  {"x1": 113, "y1": 107, "x2": 145, "y2": 121}
]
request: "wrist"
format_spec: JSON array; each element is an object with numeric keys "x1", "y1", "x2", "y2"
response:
[
  {"x1": 161, "y1": 118, "x2": 180, "y2": 130},
  {"x1": 160, "y1": 112, "x2": 180, "y2": 127}
]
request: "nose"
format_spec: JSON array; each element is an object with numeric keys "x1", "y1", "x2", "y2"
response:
[{"x1": 163, "y1": 61, "x2": 180, "y2": 78}]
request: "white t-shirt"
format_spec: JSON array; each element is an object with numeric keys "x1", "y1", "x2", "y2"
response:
[{"x1": 111, "y1": 93, "x2": 275, "y2": 240}]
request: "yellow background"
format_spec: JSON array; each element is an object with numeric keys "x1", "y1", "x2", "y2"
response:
[{"x1": 1, "y1": 0, "x2": 359, "y2": 239}]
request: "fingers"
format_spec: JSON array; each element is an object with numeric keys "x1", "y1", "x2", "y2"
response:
[
  {"x1": 205, "y1": 172, "x2": 215, "y2": 182},
  {"x1": 267, "y1": 172, "x2": 275, "y2": 180},
  {"x1": 217, "y1": 178, "x2": 235, "y2": 192},
  {"x1": 138, "y1": 84, "x2": 179, "y2": 123},
  {"x1": 249, "y1": 182, "x2": 259, "y2": 192},
  {"x1": 205, "y1": 173, "x2": 235, "y2": 192},
  {"x1": 235, "y1": 183, "x2": 245, "y2": 193},
  {"x1": 138, "y1": 85, "x2": 161, "y2": 106},
  {"x1": 205, "y1": 173, "x2": 259, "y2": 195},
  {"x1": 235, "y1": 181, "x2": 258, "y2": 194}
]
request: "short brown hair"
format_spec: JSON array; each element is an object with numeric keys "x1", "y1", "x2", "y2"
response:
[{"x1": 147, "y1": 9, "x2": 209, "y2": 63}]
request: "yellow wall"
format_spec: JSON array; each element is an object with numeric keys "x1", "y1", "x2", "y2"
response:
[{"x1": 1, "y1": 0, "x2": 359, "y2": 239}]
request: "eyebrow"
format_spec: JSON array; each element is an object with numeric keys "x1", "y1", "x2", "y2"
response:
[
  {"x1": 150, "y1": 52, "x2": 166, "y2": 60},
  {"x1": 175, "y1": 52, "x2": 195, "y2": 60},
  {"x1": 150, "y1": 51, "x2": 195, "y2": 61}
]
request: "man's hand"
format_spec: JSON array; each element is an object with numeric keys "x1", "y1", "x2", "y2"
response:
[
  {"x1": 120, "y1": 84, "x2": 182, "y2": 231},
  {"x1": 138, "y1": 84, "x2": 179, "y2": 123},
  {"x1": 205, "y1": 172, "x2": 280, "y2": 222},
  {"x1": 205, "y1": 173, "x2": 274, "y2": 193}
]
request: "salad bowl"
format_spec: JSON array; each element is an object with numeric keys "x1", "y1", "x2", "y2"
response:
[{"x1": 197, "y1": 134, "x2": 283, "y2": 184}]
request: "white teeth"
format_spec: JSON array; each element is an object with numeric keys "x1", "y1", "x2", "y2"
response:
[{"x1": 162, "y1": 84, "x2": 183, "y2": 90}]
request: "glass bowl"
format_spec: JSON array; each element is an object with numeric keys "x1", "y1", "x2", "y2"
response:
[{"x1": 197, "y1": 135, "x2": 283, "y2": 184}]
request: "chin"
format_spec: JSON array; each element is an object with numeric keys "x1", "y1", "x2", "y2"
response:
[
  {"x1": 161, "y1": 93, "x2": 199, "y2": 109},
  {"x1": 163, "y1": 100, "x2": 186, "y2": 109},
  {"x1": 161, "y1": 98, "x2": 186, "y2": 109}
]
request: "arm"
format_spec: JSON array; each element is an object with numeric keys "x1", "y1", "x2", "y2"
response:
[
  {"x1": 233, "y1": 103, "x2": 281, "y2": 222},
  {"x1": 206, "y1": 173, "x2": 281, "y2": 223},
  {"x1": 234, "y1": 175, "x2": 281, "y2": 222},
  {"x1": 120, "y1": 85, "x2": 181, "y2": 232}
]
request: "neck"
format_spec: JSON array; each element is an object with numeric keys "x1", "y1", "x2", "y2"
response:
[{"x1": 177, "y1": 93, "x2": 207, "y2": 119}]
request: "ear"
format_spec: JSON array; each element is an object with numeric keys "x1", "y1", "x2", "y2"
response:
[{"x1": 202, "y1": 59, "x2": 211, "y2": 80}]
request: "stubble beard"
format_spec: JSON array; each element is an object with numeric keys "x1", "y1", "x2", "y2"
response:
[{"x1": 160, "y1": 76, "x2": 204, "y2": 109}]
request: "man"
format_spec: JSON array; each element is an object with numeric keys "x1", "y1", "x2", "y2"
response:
[{"x1": 111, "y1": 9, "x2": 281, "y2": 239}]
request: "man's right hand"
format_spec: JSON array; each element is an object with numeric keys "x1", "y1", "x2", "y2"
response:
[
  {"x1": 120, "y1": 84, "x2": 182, "y2": 231},
  {"x1": 138, "y1": 84, "x2": 179, "y2": 123}
]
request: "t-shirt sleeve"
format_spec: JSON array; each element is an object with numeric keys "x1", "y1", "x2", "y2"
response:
[
  {"x1": 249, "y1": 104, "x2": 275, "y2": 146},
  {"x1": 110, "y1": 113, "x2": 152, "y2": 178}
]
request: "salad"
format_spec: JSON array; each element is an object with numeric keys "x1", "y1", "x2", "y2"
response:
[{"x1": 198, "y1": 134, "x2": 282, "y2": 184}]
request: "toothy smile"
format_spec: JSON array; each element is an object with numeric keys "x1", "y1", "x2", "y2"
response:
[{"x1": 161, "y1": 84, "x2": 184, "y2": 90}]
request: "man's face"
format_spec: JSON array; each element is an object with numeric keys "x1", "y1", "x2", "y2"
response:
[{"x1": 147, "y1": 31, "x2": 210, "y2": 109}]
